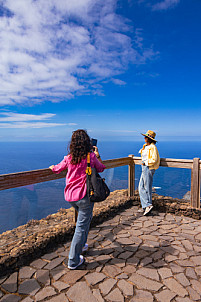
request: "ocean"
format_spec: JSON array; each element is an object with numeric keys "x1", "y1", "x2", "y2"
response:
[{"x1": 1, "y1": 141, "x2": 201, "y2": 233}]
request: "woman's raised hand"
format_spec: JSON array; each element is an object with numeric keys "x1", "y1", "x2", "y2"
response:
[{"x1": 93, "y1": 146, "x2": 100, "y2": 158}]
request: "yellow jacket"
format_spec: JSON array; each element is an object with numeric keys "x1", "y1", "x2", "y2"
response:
[{"x1": 140, "y1": 143, "x2": 160, "y2": 170}]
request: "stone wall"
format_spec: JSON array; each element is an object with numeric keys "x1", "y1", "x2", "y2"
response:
[{"x1": 0, "y1": 190, "x2": 201, "y2": 277}]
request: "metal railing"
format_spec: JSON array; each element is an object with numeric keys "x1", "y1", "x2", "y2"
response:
[{"x1": 0, "y1": 156, "x2": 200, "y2": 209}]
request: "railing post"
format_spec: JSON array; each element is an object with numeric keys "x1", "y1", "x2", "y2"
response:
[
  {"x1": 128, "y1": 154, "x2": 135, "y2": 197},
  {"x1": 191, "y1": 157, "x2": 200, "y2": 208}
]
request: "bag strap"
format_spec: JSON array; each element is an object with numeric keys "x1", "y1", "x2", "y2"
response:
[{"x1": 86, "y1": 153, "x2": 92, "y2": 175}]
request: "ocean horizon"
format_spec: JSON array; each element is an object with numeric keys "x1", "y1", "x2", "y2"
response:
[{"x1": 1, "y1": 140, "x2": 201, "y2": 233}]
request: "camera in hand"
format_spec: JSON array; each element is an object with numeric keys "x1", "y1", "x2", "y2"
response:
[
  {"x1": 91, "y1": 138, "x2": 97, "y2": 146},
  {"x1": 91, "y1": 138, "x2": 97, "y2": 151}
]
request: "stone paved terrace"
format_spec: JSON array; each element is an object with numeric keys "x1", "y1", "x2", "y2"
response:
[{"x1": 0, "y1": 203, "x2": 201, "y2": 301}]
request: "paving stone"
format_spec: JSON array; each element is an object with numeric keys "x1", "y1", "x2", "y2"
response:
[
  {"x1": 1, "y1": 272, "x2": 18, "y2": 293},
  {"x1": 21, "y1": 298, "x2": 34, "y2": 302},
  {"x1": 46, "y1": 293, "x2": 69, "y2": 302},
  {"x1": 99, "y1": 278, "x2": 117, "y2": 296},
  {"x1": 128, "y1": 273, "x2": 162, "y2": 291},
  {"x1": 110, "y1": 258, "x2": 126, "y2": 268},
  {"x1": 116, "y1": 237, "x2": 138, "y2": 245},
  {"x1": 116, "y1": 273, "x2": 128, "y2": 279},
  {"x1": 194, "y1": 245, "x2": 201, "y2": 252},
  {"x1": 144, "y1": 221, "x2": 154, "y2": 228},
  {"x1": 151, "y1": 250, "x2": 165, "y2": 260},
  {"x1": 178, "y1": 252, "x2": 188, "y2": 260},
  {"x1": 96, "y1": 255, "x2": 112, "y2": 264},
  {"x1": 30, "y1": 258, "x2": 47, "y2": 269},
  {"x1": 19, "y1": 266, "x2": 36, "y2": 279},
  {"x1": 85, "y1": 272, "x2": 106, "y2": 285},
  {"x1": 163, "y1": 278, "x2": 188, "y2": 297},
  {"x1": 0, "y1": 277, "x2": 7, "y2": 285},
  {"x1": 56, "y1": 246, "x2": 65, "y2": 253},
  {"x1": 123, "y1": 265, "x2": 136, "y2": 274},
  {"x1": 158, "y1": 267, "x2": 173, "y2": 279},
  {"x1": 195, "y1": 266, "x2": 201, "y2": 276},
  {"x1": 62, "y1": 270, "x2": 88, "y2": 284},
  {"x1": 41, "y1": 252, "x2": 58, "y2": 260},
  {"x1": 102, "y1": 265, "x2": 122, "y2": 278},
  {"x1": 175, "y1": 298, "x2": 193, "y2": 302},
  {"x1": 124, "y1": 245, "x2": 138, "y2": 253},
  {"x1": 118, "y1": 251, "x2": 133, "y2": 259},
  {"x1": 50, "y1": 266, "x2": 67, "y2": 281},
  {"x1": 185, "y1": 267, "x2": 197, "y2": 279},
  {"x1": 53, "y1": 281, "x2": 70, "y2": 292},
  {"x1": 139, "y1": 257, "x2": 152, "y2": 267},
  {"x1": 136, "y1": 268, "x2": 160, "y2": 281},
  {"x1": 130, "y1": 289, "x2": 153, "y2": 302},
  {"x1": 102, "y1": 239, "x2": 113, "y2": 247},
  {"x1": 154, "y1": 289, "x2": 176, "y2": 302},
  {"x1": 105, "y1": 288, "x2": 124, "y2": 302},
  {"x1": 117, "y1": 279, "x2": 133, "y2": 296},
  {"x1": 140, "y1": 245, "x2": 157, "y2": 253},
  {"x1": 186, "y1": 285, "x2": 201, "y2": 301},
  {"x1": 191, "y1": 279, "x2": 201, "y2": 295},
  {"x1": 190, "y1": 255, "x2": 201, "y2": 266},
  {"x1": 161, "y1": 245, "x2": 179, "y2": 255},
  {"x1": 141, "y1": 235, "x2": 159, "y2": 242},
  {"x1": 164, "y1": 254, "x2": 178, "y2": 262},
  {"x1": 67, "y1": 281, "x2": 97, "y2": 302},
  {"x1": 92, "y1": 289, "x2": 104, "y2": 302},
  {"x1": 44, "y1": 256, "x2": 65, "y2": 270},
  {"x1": 152, "y1": 260, "x2": 166, "y2": 268},
  {"x1": 85, "y1": 261, "x2": 99, "y2": 270},
  {"x1": 35, "y1": 286, "x2": 57, "y2": 301},
  {"x1": 175, "y1": 272, "x2": 190, "y2": 286},
  {"x1": 182, "y1": 240, "x2": 193, "y2": 250},
  {"x1": 176, "y1": 259, "x2": 194, "y2": 267},
  {"x1": 0, "y1": 295, "x2": 21, "y2": 302},
  {"x1": 169, "y1": 263, "x2": 185, "y2": 273},
  {"x1": 127, "y1": 256, "x2": 139, "y2": 266},
  {"x1": 18, "y1": 279, "x2": 41, "y2": 295},
  {"x1": 58, "y1": 251, "x2": 69, "y2": 257},
  {"x1": 96, "y1": 266, "x2": 103, "y2": 273},
  {"x1": 35, "y1": 269, "x2": 50, "y2": 285}
]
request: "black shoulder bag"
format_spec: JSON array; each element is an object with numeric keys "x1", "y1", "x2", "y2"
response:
[{"x1": 86, "y1": 153, "x2": 110, "y2": 202}]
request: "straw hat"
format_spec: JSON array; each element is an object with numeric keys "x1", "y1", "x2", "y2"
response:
[{"x1": 141, "y1": 130, "x2": 157, "y2": 142}]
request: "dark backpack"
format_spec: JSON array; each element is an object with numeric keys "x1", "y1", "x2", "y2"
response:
[{"x1": 86, "y1": 153, "x2": 110, "y2": 202}]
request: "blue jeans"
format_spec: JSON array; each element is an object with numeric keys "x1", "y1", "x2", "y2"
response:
[
  {"x1": 138, "y1": 165, "x2": 155, "y2": 209},
  {"x1": 68, "y1": 195, "x2": 94, "y2": 267}
]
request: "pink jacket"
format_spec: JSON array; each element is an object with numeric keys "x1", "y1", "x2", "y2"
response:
[{"x1": 52, "y1": 152, "x2": 105, "y2": 202}]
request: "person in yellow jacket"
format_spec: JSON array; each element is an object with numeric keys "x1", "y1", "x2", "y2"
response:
[{"x1": 138, "y1": 130, "x2": 160, "y2": 215}]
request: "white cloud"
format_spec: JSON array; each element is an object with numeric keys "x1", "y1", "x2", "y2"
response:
[
  {"x1": 0, "y1": 112, "x2": 55, "y2": 122},
  {"x1": 0, "y1": 112, "x2": 76, "y2": 128},
  {"x1": 152, "y1": 0, "x2": 180, "y2": 11},
  {"x1": 111, "y1": 78, "x2": 126, "y2": 86},
  {"x1": 0, "y1": 122, "x2": 66, "y2": 128},
  {"x1": 136, "y1": 0, "x2": 180, "y2": 11},
  {"x1": 0, "y1": 0, "x2": 158, "y2": 106}
]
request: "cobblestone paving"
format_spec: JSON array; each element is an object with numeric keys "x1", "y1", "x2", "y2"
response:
[{"x1": 0, "y1": 206, "x2": 201, "y2": 301}]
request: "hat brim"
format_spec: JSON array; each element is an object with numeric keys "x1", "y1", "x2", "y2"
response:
[{"x1": 141, "y1": 133, "x2": 157, "y2": 142}]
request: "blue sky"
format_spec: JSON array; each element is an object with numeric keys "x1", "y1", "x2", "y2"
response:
[{"x1": 0, "y1": 0, "x2": 200, "y2": 141}]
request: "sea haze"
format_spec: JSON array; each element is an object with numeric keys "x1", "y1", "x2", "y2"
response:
[{"x1": 1, "y1": 141, "x2": 201, "y2": 233}]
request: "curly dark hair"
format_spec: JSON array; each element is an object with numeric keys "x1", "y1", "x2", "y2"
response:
[
  {"x1": 68, "y1": 129, "x2": 91, "y2": 164},
  {"x1": 147, "y1": 137, "x2": 156, "y2": 145}
]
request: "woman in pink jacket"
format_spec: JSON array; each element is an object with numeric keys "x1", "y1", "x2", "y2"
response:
[{"x1": 49, "y1": 129, "x2": 105, "y2": 269}]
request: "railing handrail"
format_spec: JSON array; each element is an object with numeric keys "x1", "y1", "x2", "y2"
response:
[
  {"x1": 0, "y1": 155, "x2": 200, "y2": 209},
  {"x1": 0, "y1": 157, "x2": 131, "y2": 191}
]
